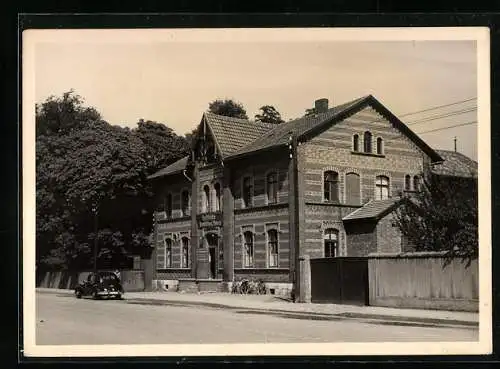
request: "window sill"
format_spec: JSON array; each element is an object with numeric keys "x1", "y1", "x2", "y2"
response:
[
  {"x1": 235, "y1": 203, "x2": 288, "y2": 214},
  {"x1": 351, "y1": 151, "x2": 385, "y2": 158},
  {"x1": 157, "y1": 267, "x2": 192, "y2": 272},
  {"x1": 157, "y1": 216, "x2": 191, "y2": 224},
  {"x1": 307, "y1": 202, "x2": 362, "y2": 208}
]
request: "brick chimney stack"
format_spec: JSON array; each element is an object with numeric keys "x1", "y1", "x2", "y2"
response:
[{"x1": 314, "y1": 98, "x2": 329, "y2": 113}]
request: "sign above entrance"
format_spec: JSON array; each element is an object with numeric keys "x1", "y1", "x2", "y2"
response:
[{"x1": 198, "y1": 212, "x2": 222, "y2": 228}]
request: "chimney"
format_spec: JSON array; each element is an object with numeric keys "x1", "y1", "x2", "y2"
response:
[{"x1": 314, "y1": 98, "x2": 329, "y2": 113}]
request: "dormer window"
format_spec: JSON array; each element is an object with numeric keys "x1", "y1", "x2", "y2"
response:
[{"x1": 364, "y1": 131, "x2": 372, "y2": 153}]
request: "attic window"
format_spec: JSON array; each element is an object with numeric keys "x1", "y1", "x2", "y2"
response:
[
  {"x1": 353, "y1": 134, "x2": 360, "y2": 152},
  {"x1": 364, "y1": 131, "x2": 372, "y2": 153}
]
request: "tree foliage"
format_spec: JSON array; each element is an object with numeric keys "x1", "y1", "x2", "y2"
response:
[
  {"x1": 304, "y1": 107, "x2": 317, "y2": 117},
  {"x1": 208, "y1": 99, "x2": 248, "y2": 119},
  {"x1": 255, "y1": 105, "x2": 284, "y2": 124},
  {"x1": 393, "y1": 167, "x2": 478, "y2": 267},
  {"x1": 36, "y1": 91, "x2": 189, "y2": 269}
]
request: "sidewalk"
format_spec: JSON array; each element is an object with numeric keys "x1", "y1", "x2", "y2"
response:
[{"x1": 36, "y1": 288, "x2": 479, "y2": 328}]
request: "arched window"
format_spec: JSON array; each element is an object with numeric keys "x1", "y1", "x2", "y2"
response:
[
  {"x1": 266, "y1": 172, "x2": 278, "y2": 204},
  {"x1": 324, "y1": 171, "x2": 339, "y2": 202},
  {"x1": 413, "y1": 176, "x2": 421, "y2": 191},
  {"x1": 203, "y1": 185, "x2": 210, "y2": 212},
  {"x1": 404, "y1": 175, "x2": 411, "y2": 191},
  {"x1": 376, "y1": 137, "x2": 384, "y2": 155},
  {"x1": 267, "y1": 229, "x2": 279, "y2": 267},
  {"x1": 323, "y1": 228, "x2": 339, "y2": 258},
  {"x1": 165, "y1": 193, "x2": 173, "y2": 218},
  {"x1": 242, "y1": 177, "x2": 253, "y2": 208},
  {"x1": 165, "y1": 238, "x2": 172, "y2": 268},
  {"x1": 353, "y1": 134, "x2": 360, "y2": 152},
  {"x1": 345, "y1": 172, "x2": 361, "y2": 205},
  {"x1": 214, "y1": 183, "x2": 222, "y2": 211},
  {"x1": 375, "y1": 175, "x2": 390, "y2": 200},
  {"x1": 181, "y1": 190, "x2": 190, "y2": 216},
  {"x1": 181, "y1": 237, "x2": 190, "y2": 268},
  {"x1": 243, "y1": 231, "x2": 254, "y2": 267},
  {"x1": 364, "y1": 131, "x2": 372, "y2": 153}
]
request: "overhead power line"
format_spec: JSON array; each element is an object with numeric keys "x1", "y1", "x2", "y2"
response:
[
  {"x1": 416, "y1": 120, "x2": 477, "y2": 135},
  {"x1": 406, "y1": 107, "x2": 477, "y2": 126},
  {"x1": 398, "y1": 97, "x2": 477, "y2": 119}
]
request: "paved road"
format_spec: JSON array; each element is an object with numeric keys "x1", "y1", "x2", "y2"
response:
[{"x1": 36, "y1": 292, "x2": 478, "y2": 345}]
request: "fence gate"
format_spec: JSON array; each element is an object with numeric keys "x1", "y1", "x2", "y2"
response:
[{"x1": 310, "y1": 257, "x2": 369, "y2": 305}]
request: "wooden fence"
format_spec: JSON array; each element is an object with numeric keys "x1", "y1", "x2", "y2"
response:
[{"x1": 368, "y1": 252, "x2": 479, "y2": 312}]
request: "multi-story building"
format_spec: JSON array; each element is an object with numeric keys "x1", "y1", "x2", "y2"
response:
[{"x1": 147, "y1": 94, "x2": 447, "y2": 294}]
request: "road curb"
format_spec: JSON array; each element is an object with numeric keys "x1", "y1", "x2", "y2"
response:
[
  {"x1": 36, "y1": 288, "x2": 478, "y2": 329},
  {"x1": 125, "y1": 297, "x2": 478, "y2": 329}
]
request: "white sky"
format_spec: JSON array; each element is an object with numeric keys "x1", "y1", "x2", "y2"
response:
[{"x1": 33, "y1": 29, "x2": 479, "y2": 160}]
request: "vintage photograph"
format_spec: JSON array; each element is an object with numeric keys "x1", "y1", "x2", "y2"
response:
[{"x1": 22, "y1": 27, "x2": 491, "y2": 357}]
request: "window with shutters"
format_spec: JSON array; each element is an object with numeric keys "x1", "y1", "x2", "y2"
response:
[{"x1": 345, "y1": 172, "x2": 361, "y2": 205}]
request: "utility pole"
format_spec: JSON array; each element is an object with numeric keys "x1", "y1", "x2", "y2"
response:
[
  {"x1": 454, "y1": 136, "x2": 457, "y2": 152},
  {"x1": 92, "y1": 202, "x2": 99, "y2": 273}
]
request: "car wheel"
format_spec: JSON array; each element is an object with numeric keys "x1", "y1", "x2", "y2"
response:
[
  {"x1": 92, "y1": 290, "x2": 100, "y2": 300},
  {"x1": 75, "y1": 290, "x2": 82, "y2": 299}
]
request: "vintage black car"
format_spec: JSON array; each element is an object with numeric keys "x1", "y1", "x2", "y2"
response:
[{"x1": 75, "y1": 271, "x2": 124, "y2": 300}]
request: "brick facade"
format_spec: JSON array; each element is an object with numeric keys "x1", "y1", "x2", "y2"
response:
[{"x1": 149, "y1": 97, "x2": 441, "y2": 289}]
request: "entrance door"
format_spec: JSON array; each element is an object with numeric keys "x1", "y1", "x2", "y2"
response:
[{"x1": 206, "y1": 233, "x2": 218, "y2": 279}]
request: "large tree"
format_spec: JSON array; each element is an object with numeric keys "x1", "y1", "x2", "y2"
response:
[
  {"x1": 36, "y1": 91, "x2": 189, "y2": 269},
  {"x1": 208, "y1": 99, "x2": 248, "y2": 119},
  {"x1": 394, "y1": 167, "x2": 478, "y2": 267},
  {"x1": 255, "y1": 105, "x2": 284, "y2": 124},
  {"x1": 133, "y1": 119, "x2": 190, "y2": 176}
]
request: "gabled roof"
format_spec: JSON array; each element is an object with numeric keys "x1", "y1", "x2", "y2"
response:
[
  {"x1": 432, "y1": 150, "x2": 478, "y2": 178},
  {"x1": 342, "y1": 198, "x2": 402, "y2": 222},
  {"x1": 147, "y1": 156, "x2": 189, "y2": 180},
  {"x1": 227, "y1": 96, "x2": 368, "y2": 161},
  {"x1": 226, "y1": 95, "x2": 443, "y2": 163},
  {"x1": 203, "y1": 112, "x2": 276, "y2": 158}
]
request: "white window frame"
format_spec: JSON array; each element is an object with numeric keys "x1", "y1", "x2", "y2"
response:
[{"x1": 374, "y1": 175, "x2": 391, "y2": 200}]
